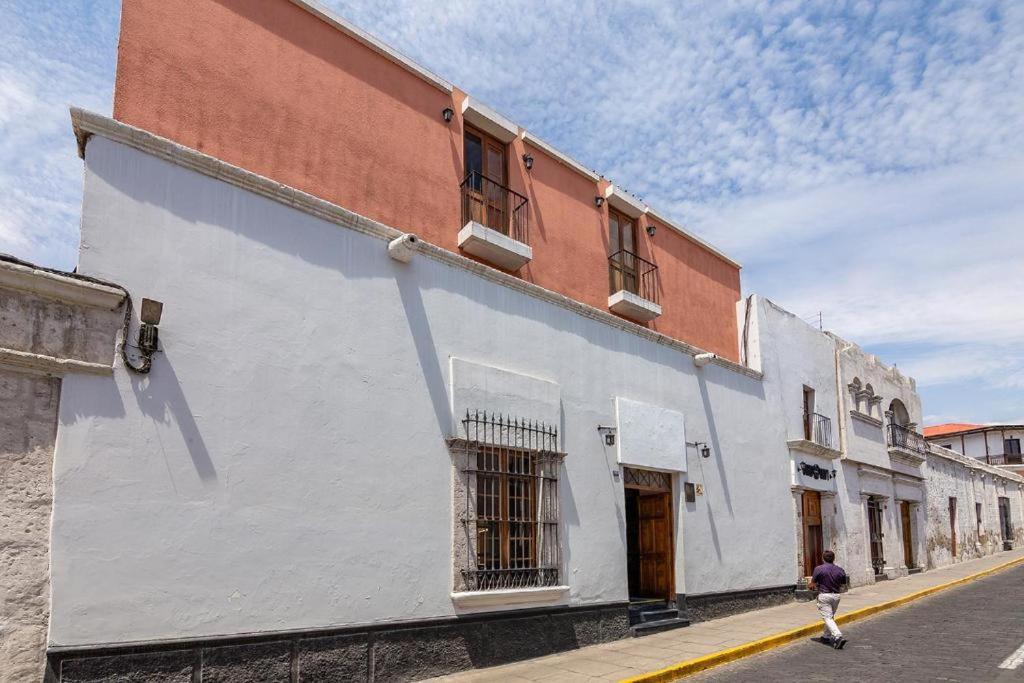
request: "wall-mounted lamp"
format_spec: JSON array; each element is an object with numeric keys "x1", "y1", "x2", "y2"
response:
[
  {"x1": 597, "y1": 425, "x2": 617, "y2": 447},
  {"x1": 687, "y1": 441, "x2": 711, "y2": 458},
  {"x1": 138, "y1": 298, "x2": 163, "y2": 354},
  {"x1": 123, "y1": 297, "x2": 163, "y2": 374},
  {"x1": 522, "y1": 153, "x2": 534, "y2": 170},
  {"x1": 646, "y1": 224, "x2": 657, "y2": 237},
  {"x1": 594, "y1": 196, "x2": 605, "y2": 208},
  {"x1": 442, "y1": 107, "x2": 454, "y2": 123}
]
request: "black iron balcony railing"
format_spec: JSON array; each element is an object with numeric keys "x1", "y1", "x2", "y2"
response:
[
  {"x1": 608, "y1": 250, "x2": 659, "y2": 304},
  {"x1": 804, "y1": 412, "x2": 834, "y2": 449},
  {"x1": 887, "y1": 423, "x2": 926, "y2": 454},
  {"x1": 460, "y1": 170, "x2": 529, "y2": 245}
]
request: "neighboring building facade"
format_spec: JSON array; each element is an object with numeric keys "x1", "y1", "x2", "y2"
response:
[
  {"x1": 745, "y1": 297, "x2": 928, "y2": 588},
  {"x1": 0, "y1": 257, "x2": 124, "y2": 682},
  {"x1": 742, "y1": 298, "x2": 1023, "y2": 590},
  {"x1": 923, "y1": 444, "x2": 1023, "y2": 567},
  {"x1": 925, "y1": 423, "x2": 1024, "y2": 476}
]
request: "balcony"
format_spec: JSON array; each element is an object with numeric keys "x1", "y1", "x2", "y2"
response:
[
  {"x1": 805, "y1": 412, "x2": 834, "y2": 450},
  {"x1": 458, "y1": 171, "x2": 531, "y2": 271},
  {"x1": 788, "y1": 412, "x2": 840, "y2": 459},
  {"x1": 985, "y1": 453, "x2": 1024, "y2": 466},
  {"x1": 607, "y1": 250, "x2": 660, "y2": 323},
  {"x1": 887, "y1": 423, "x2": 927, "y2": 462}
]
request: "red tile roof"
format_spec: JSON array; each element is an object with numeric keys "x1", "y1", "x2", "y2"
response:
[{"x1": 923, "y1": 423, "x2": 983, "y2": 438}]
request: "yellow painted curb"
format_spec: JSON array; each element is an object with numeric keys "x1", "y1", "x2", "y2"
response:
[{"x1": 620, "y1": 555, "x2": 1024, "y2": 683}]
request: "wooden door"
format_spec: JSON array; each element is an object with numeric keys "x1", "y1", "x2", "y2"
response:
[
  {"x1": 637, "y1": 492, "x2": 673, "y2": 600},
  {"x1": 949, "y1": 498, "x2": 958, "y2": 557},
  {"x1": 608, "y1": 209, "x2": 638, "y2": 294},
  {"x1": 463, "y1": 127, "x2": 508, "y2": 233},
  {"x1": 867, "y1": 497, "x2": 885, "y2": 575},
  {"x1": 900, "y1": 501, "x2": 914, "y2": 569},
  {"x1": 801, "y1": 491, "x2": 823, "y2": 577}
]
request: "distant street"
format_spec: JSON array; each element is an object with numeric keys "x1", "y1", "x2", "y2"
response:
[{"x1": 688, "y1": 563, "x2": 1024, "y2": 682}]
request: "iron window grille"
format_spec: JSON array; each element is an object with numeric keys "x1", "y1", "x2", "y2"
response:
[{"x1": 452, "y1": 410, "x2": 564, "y2": 591}]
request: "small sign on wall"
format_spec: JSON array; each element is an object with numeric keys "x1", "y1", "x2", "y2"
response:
[{"x1": 615, "y1": 397, "x2": 687, "y2": 473}]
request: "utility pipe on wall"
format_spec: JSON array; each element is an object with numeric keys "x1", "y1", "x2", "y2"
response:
[{"x1": 387, "y1": 233, "x2": 419, "y2": 262}]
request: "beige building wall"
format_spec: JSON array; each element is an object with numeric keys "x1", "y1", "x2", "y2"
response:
[{"x1": 0, "y1": 258, "x2": 124, "y2": 682}]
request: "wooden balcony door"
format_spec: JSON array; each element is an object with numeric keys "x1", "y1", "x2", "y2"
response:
[
  {"x1": 609, "y1": 209, "x2": 638, "y2": 294},
  {"x1": 464, "y1": 126, "x2": 508, "y2": 234},
  {"x1": 801, "y1": 491, "x2": 823, "y2": 577}
]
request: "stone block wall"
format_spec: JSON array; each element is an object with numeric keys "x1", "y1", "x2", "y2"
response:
[
  {"x1": 0, "y1": 259, "x2": 124, "y2": 682},
  {"x1": 0, "y1": 370, "x2": 60, "y2": 683}
]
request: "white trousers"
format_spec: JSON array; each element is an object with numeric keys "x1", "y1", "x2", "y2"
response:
[{"x1": 816, "y1": 593, "x2": 842, "y2": 640}]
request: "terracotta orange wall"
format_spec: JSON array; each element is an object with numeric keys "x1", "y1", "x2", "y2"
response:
[{"x1": 113, "y1": 0, "x2": 741, "y2": 360}]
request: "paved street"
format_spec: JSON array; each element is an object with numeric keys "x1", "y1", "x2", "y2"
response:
[
  {"x1": 430, "y1": 552, "x2": 1024, "y2": 682},
  {"x1": 690, "y1": 563, "x2": 1024, "y2": 682}
]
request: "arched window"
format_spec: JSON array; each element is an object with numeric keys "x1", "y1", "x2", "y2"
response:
[
  {"x1": 889, "y1": 398, "x2": 910, "y2": 427},
  {"x1": 849, "y1": 378, "x2": 863, "y2": 412},
  {"x1": 864, "y1": 383, "x2": 875, "y2": 416}
]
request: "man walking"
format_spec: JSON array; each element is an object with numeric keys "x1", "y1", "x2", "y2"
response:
[{"x1": 810, "y1": 550, "x2": 847, "y2": 649}]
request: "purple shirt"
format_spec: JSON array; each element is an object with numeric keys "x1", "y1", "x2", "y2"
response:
[{"x1": 812, "y1": 562, "x2": 847, "y2": 594}]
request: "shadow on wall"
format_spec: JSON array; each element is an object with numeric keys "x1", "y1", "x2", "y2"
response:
[
  {"x1": 395, "y1": 268, "x2": 451, "y2": 437},
  {"x1": 130, "y1": 350, "x2": 217, "y2": 484},
  {"x1": 60, "y1": 374, "x2": 127, "y2": 423}
]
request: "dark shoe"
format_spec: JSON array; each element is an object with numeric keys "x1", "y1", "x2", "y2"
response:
[{"x1": 833, "y1": 637, "x2": 847, "y2": 650}]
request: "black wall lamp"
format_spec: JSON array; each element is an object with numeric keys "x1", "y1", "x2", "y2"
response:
[
  {"x1": 442, "y1": 107, "x2": 454, "y2": 123},
  {"x1": 646, "y1": 224, "x2": 657, "y2": 236},
  {"x1": 122, "y1": 297, "x2": 163, "y2": 374},
  {"x1": 522, "y1": 153, "x2": 534, "y2": 170},
  {"x1": 687, "y1": 441, "x2": 711, "y2": 458},
  {"x1": 594, "y1": 196, "x2": 605, "y2": 208},
  {"x1": 597, "y1": 425, "x2": 617, "y2": 446}
]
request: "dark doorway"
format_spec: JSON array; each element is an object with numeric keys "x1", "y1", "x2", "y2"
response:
[
  {"x1": 623, "y1": 468, "x2": 674, "y2": 601},
  {"x1": 949, "y1": 497, "x2": 958, "y2": 557},
  {"x1": 867, "y1": 496, "x2": 885, "y2": 576},
  {"x1": 999, "y1": 497, "x2": 1012, "y2": 542}
]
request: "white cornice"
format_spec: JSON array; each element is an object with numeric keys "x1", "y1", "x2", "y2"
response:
[
  {"x1": 70, "y1": 109, "x2": 762, "y2": 382},
  {"x1": 0, "y1": 259, "x2": 124, "y2": 310},
  {"x1": 288, "y1": 0, "x2": 452, "y2": 93},
  {"x1": 0, "y1": 348, "x2": 113, "y2": 377}
]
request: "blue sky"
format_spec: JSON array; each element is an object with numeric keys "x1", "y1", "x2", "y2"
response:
[{"x1": 2, "y1": 0, "x2": 1022, "y2": 424}]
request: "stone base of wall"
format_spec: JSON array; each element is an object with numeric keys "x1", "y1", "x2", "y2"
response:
[
  {"x1": 47, "y1": 602, "x2": 630, "y2": 682},
  {"x1": 679, "y1": 585, "x2": 796, "y2": 623}
]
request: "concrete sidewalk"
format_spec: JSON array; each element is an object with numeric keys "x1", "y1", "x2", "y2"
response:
[{"x1": 426, "y1": 550, "x2": 1024, "y2": 683}]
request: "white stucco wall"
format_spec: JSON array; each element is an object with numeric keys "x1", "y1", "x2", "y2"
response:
[{"x1": 49, "y1": 136, "x2": 794, "y2": 647}]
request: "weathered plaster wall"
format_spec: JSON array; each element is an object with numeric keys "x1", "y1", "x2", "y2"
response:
[
  {"x1": 112, "y1": 0, "x2": 743, "y2": 360},
  {"x1": 50, "y1": 134, "x2": 790, "y2": 647},
  {"x1": 0, "y1": 266, "x2": 123, "y2": 682},
  {"x1": 923, "y1": 448, "x2": 1024, "y2": 570}
]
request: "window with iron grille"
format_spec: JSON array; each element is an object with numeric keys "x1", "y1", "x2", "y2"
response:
[{"x1": 450, "y1": 411, "x2": 564, "y2": 592}]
